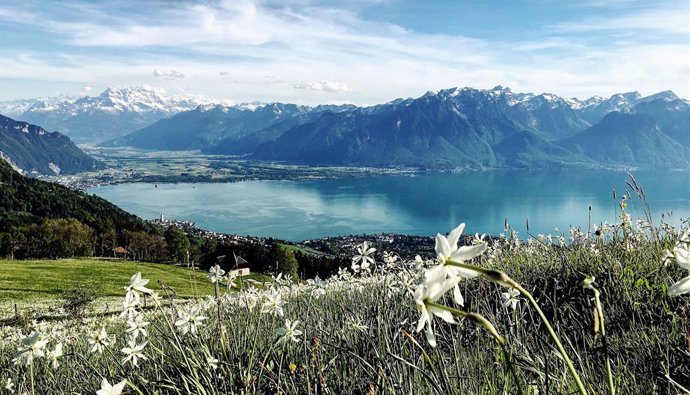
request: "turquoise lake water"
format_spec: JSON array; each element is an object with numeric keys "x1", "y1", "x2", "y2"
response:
[{"x1": 88, "y1": 170, "x2": 690, "y2": 241}]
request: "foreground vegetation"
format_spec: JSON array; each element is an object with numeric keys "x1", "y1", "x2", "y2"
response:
[{"x1": 1, "y1": 206, "x2": 690, "y2": 394}]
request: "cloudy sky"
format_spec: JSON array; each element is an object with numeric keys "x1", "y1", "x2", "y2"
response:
[{"x1": 0, "y1": 0, "x2": 688, "y2": 104}]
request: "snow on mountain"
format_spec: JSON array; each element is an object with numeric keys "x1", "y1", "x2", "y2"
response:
[
  {"x1": 23, "y1": 87, "x2": 208, "y2": 116},
  {"x1": 0, "y1": 96, "x2": 75, "y2": 118},
  {"x1": 11, "y1": 87, "x2": 211, "y2": 144}
]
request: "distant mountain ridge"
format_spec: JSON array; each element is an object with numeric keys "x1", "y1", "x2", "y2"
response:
[
  {"x1": 102, "y1": 102, "x2": 357, "y2": 151},
  {"x1": 0, "y1": 87, "x2": 209, "y2": 144},
  {"x1": 6, "y1": 85, "x2": 690, "y2": 170},
  {"x1": 0, "y1": 114, "x2": 104, "y2": 175}
]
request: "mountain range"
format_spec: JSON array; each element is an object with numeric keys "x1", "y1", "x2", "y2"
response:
[
  {"x1": 0, "y1": 87, "x2": 208, "y2": 144},
  {"x1": 2, "y1": 85, "x2": 688, "y2": 170},
  {"x1": 104, "y1": 86, "x2": 690, "y2": 169},
  {"x1": 0, "y1": 114, "x2": 104, "y2": 175}
]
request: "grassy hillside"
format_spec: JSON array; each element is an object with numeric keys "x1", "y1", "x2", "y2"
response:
[{"x1": 0, "y1": 258, "x2": 263, "y2": 301}]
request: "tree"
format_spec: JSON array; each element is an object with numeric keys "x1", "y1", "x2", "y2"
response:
[
  {"x1": 124, "y1": 230, "x2": 167, "y2": 262},
  {"x1": 268, "y1": 244, "x2": 298, "y2": 281},
  {"x1": 164, "y1": 226, "x2": 190, "y2": 263},
  {"x1": 37, "y1": 218, "x2": 94, "y2": 258}
]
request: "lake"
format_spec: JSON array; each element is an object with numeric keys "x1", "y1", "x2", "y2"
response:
[{"x1": 88, "y1": 170, "x2": 690, "y2": 241}]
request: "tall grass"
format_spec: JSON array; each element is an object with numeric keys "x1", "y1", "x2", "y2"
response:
[{"x1": 1, "y1": 219, "x2": 689, "y2": 394}]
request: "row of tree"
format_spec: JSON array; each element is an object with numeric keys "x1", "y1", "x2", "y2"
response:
[{"x1": 0, "y1": 217, "x2": 348, "y2": 280}]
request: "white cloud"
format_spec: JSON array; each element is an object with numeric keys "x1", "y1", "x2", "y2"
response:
[
  {"x1": 0, "y1": 1, "x2": 688, "y2": 103},
  {"x1": 551, "y1": 5, "x2": 690, "y2": 34},
  {"x1": 152, "y1": 69, "x2": 185, "y2": 79},
  {"x1": 293, "y1": 80, "x2": 351, "y2": 92}
]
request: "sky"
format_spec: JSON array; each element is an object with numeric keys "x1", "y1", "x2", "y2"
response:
[{"x1": 0, "y1": 0, "x2": 688, "y2": 105}]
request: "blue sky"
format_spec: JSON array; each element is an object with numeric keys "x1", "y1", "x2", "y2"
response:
[{"x1": 0, "y1": 0, "x2": 688, "y2": 104}]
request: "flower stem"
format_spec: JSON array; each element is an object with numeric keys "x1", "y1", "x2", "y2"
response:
[
  {"x1": 426, "y1": 301, "x2": 504, "y2": 343},
  {"x1": 499, "y1": 342, "x2": 525, "y2": 395},
  {"x1": 30, "y1": 358, "x2": 35, "y2": 395},
  {"x1": 590, "y1": 286, "x2": 615, "y2": 395},
  {"x1": 445, "y1": 260, "x2": 587, "y2": 394},
  {"x1": 508, "y1": 280, "x2": 588, "y2": 395}
]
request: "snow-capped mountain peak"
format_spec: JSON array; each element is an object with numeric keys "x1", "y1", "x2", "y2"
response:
[{"x1": 0, "y1": 87, "x2": 211, "y2": 143}]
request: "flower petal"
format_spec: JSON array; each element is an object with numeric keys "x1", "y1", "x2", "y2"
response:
[
  {"x1": 669, "y1": 275, "x2": 690, "y2": 296},
  {"x1": 425, "y1": 324, "x2": 437, "y2": 347},
  {"x1": 674, "y1": 247, "x2": 690, "y2": 270},
  {"x1": 447, "y1": 224, "x2": 465, "y2": 249},
  {"x1": 450, "y1": 243, "x2": 487, "y2": 262},
  {"x1": 429, "y1": 307, "x2": 456, "y2": 324},
  {"x1": 453, "y1": 284, "x2": 464, "y2": 306},
  {"x1": 435, "y1": 234, "x2": 451, "y2": 259}
]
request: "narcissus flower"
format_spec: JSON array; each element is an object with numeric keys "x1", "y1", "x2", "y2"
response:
[
  {"x1": 48, "y1": 342, "x2": 63, "y2": 369},
  {"x1": 261, "y1": 291, "x2": 285, "y2": 317},
  {"x1": 669, "y1": 246, "x2": 690, "y2": 296},
  {"x1": 501, "y1": 288, "x2": 520, "y2": 311},
  {"x1": 433, "y1": 223, "x2": 487, "y2": 276},
  {"x1": 88, "y1": 327, "x2": 113, "y2": 354},
  {"x1": 125, "y1": 272, "x2": 153, "y2": 303},
  {"x1": 352, "y1": 241, "x2": 376, "y2": 272},
  {"x1": 96, "y1": 378, "x2": 127, "y2": 395},
  {"x1": 13, "y1": 332, "x2": 48, "y2": 366},
  {"x1": 175, "y1": 306, "x2": 207, "y2": 335},
  {"x1": 121, "y1": 339, "x2": 147, "y2": 367},
  {"x1": 424, "y1": 224, "x2": 487, "y2": 306},
  {"x1": 277, "y1": 319, "x2": 303, "y2": 344},
  {"x1": 414, "y1": 277, "x2": 460, "y2": 347},
  {"x1": 208, "y1": 265, "x2": 225, "y2": 283},
  {"x1": 126, "y1": 314, "x2": 150, "y2": 340}
]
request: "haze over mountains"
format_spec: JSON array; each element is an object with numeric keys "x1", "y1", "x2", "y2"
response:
[{"x1": 1, "y1": 86, "x2": 688, "y2": 171}]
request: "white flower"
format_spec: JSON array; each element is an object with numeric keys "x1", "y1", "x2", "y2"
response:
[
  {"x1": 121, "y1": 339, "x2": 147, "y2": 367},
  {"x1": 207, "y1": 354, "x2": 219, "y2": 370},
  {"x1": 175, "y1": 306, "x2": 207, "y2": 335},
  {"x1": 126, "y1": 314, "x2": 150, "y2": 340},
  {"x1": 382, "y1": 251, "x2": 399, "y2": 268},
  {"x1": 414, "y1": 278, "x2": 460, "y2": 347},
  {"x1": 261, "y1": 291, "x2": 285, "y2": 317},
  {"x1": 669, "y1": 246, "x2": 690, "y2": 296},
  {"x1": 434, "y1": 223, "x2": 487, "y2": 276},
  {"x1": 276, "y1": 319, "x2": 303, "y2": 344},
  {"x1": 424, "y1": 224, "x2": 487, "y2": 306},
  {"x1": 307, "y1": 276, "x2": 327, "y2": 299},
  {"x1": 4, "y1": 378, "x2": 14, "y2": 392},
  {"x1": 662, "y1": 250, "x2": 674, "y2": 267},
  {"x1": 13, "y1": 332, "x2": 48, "y2": 366},
  {"x1": 225, "y1": 273, "x2": 238, "y2": 289},
  {"x1": 120, "y1": 293, "x2": 139, "y2": 319},
  {"x1": 125, "y1": 273, "x2": 153, "y2": 301},
  {"x1": 96, "y1": 378, "x2": 127, "y2": 395},
  {"x1": 346, "y1": 316, "x2": 368, "y2": 333},
  {"x1": 501, "y1": 288, "x2": 520, "y2": 311},
  {"x1": 149, "y1": 291, "x2": 163, "y2": 303},
  {"x1": 48, "y1": 342, "x2": 63, "y2": 370},
  {"x1": 352, "y1": 241, "x2": 376, "y2": 272},
  {"x1": 208, "y1": 265, "x2": 226, "y2": 283},
  {"x1": 88, "y1": 327, "x2": 113, "y2": 354}
]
